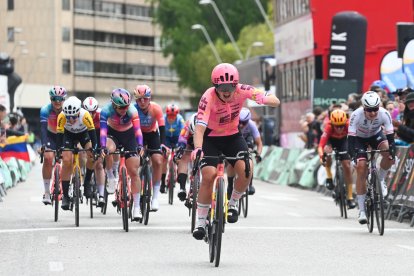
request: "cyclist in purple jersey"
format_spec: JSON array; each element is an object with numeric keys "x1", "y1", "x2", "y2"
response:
[{"x1": 100, "y1": 89, "x2": 144, "y2": 220}]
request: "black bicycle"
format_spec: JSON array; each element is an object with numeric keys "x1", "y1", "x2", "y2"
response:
[
  {"x1": 362, "y1": 149, "x2": 389, "y2": 236},
  {"x1": 323, "y1": 149, "x2": 349, "y2": 219},
  {"x1": 194, "y1": 151, "x2": 250, "y2": 267}
]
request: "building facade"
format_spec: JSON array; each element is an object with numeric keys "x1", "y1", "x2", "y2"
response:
[{"x1": 1, "y1": 0, "x2": 192, "y2": 113}]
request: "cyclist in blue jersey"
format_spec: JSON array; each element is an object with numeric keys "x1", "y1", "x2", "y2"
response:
[
  {"x1": 39, "y1": 86, "x2": 67, "y2": 205},
  {"x1": 161, "y1": 104, "x2": 185, "y2": 196}
]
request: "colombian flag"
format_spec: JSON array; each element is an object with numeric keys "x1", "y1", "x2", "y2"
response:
[{"x1": 0, "y1": 135, "x2": 30, "y2": 162}]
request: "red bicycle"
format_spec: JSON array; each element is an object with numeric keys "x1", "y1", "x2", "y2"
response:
[{"x1": 40, "y1": 148, "x2": 62, "y2": 222}]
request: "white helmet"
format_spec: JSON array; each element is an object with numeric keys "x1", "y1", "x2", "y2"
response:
[
  {"x1": 83, "y1": 97, "x2": 98, "y2": 112},
  {"x1": 63, "y1": 96, "x2": 82, "y2": 116},
  {"x1": 239, "y1": 107, "x2": 251, "y2": 123},
  {"x1": 188, "y1": 113, "x2": 197, "y2": 134},
  {"x1": 361, "y1": 91, "x2": 380, "y2": 108}
]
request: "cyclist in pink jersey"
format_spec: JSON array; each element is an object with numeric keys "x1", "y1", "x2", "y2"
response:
[
  {"x1": 191, "y1": 63, "x2": 280, "y2": 240},
  {"x1": 133, "y1": 84, "x2": 167, "y2": 211},
  {"x1": 100, "y1": 89, "x2": 144, "y2": 220},
  {"x1": 39, "y1": 86, "x2": 67, "y2": 205}
]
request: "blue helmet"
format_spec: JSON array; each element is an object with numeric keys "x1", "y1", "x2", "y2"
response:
[{"x1": 371, "y1": 80, "x2": 387, "y2": 90}]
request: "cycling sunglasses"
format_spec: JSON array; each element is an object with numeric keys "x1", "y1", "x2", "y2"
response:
[
  {"x1": 239, "y1": 121, "x2": 248, "y2": 126},
  {"x1": 136, "y1": 97, "x2": 150, "y2": 102},
  {"x1": 67, "y1": 115, "x2": 79, "y2": 120},
  {"x1": 364, "y1": 107, "x2": 379, "y2": 113},
  {"x1": 114, "y1": 104, "x2": 129, "y2": 110},
  {"x1": 215, "y1": 83, "x2": 237, "y2": 93},
  {"x1": 51, "y1": 96, "x2": 65, "y2": 102}
]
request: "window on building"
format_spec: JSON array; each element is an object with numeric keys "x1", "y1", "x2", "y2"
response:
[
  {"x1": 7, "y1": 0, "x2": 14, "y2": 10},
  {"x1": 62, "y1": 0, "x2": 70, "y2": 11},
  {"x1": 62, "y1": 27, "x2": 71, "y2": 42},
  {"x1": 62, "y1": 59, "x2": 71, "y2": 74},
  {"x1": 7, "y1": 27, "x2": 15, "y2": 42}
]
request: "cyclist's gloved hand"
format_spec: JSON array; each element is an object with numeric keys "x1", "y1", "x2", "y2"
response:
[
  {"x1": 255, "y1": 155, "x2": 262, "y2": 163},
  {"x1": 101, "y1": 147, "x2": 109, "y2": 156},
  {"x1": 191, "y1": 147, "x2": 203, "y2": 161},
  {"x1": 136, "y1": 145, "x2": 143, "y2": 155}
]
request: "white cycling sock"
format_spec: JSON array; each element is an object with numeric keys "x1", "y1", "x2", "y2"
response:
[
  {"x1": 196, "y1": 203, "x2": 210, "y2": 228},
  {"x1": 229, "y1": 189, "x2": 243, "y2": 207},
  {"x1": 133, "y1": 192, "x2": 140, "y2": 207},
  {"x1": 153, "y1": 181, "x2": 161, "y2": 200},
  {"x1": 112, "y1": 161, "x2": 119, "y2": 172},
  {"x1": 43, "y1": 179, "x2": 50, "y2": 194},
  {"x1": 97, "y1": 184, "x2": 104, "y2": 197},
  {"x1": 357, "y1": 194, "x2": 366, "y2": 212},
  {"x1": 378, "y1": 167, "x2": 388, "y2": 182},
  {"x1": 106, "y1": 169, "x2": 114, "y2": 179}
]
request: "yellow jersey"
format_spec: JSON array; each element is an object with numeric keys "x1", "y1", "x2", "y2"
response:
[{"x1": 57, "y1": 108, "x2": 95, "y2": 134}]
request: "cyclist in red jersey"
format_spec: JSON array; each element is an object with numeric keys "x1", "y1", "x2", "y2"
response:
[
  {"x1": 318, "y1": 109, "x2": 355, "y2": 209},
  {"x1": 191, "y1": 63, "x2": 280, "y2": 240}
]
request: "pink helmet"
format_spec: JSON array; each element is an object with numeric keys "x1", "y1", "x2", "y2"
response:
[
  {"x1": 133, "y1": 84, "x2": 151, "y2": 98},
  {"x1": 211, "y1": 63, "x2": 239, "y2": 85}
]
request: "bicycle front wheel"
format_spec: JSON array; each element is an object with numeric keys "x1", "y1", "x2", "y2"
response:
[
  {"x1": 338, "y1": 167, "x2": 347, "y2": 219},
  {"x1": 365, "y1": 195, "x2": 374, "y2": 233},
  {"x1": 53, "y1": 165, "x2": 60, "y2": 222},
  {"x1": 142, "y1": 166, "x2": 151, "y2": 225},
  {"x1": 121, "y1": 167, "x2": 129, "y2": 232},
  {"x1": 373, "y1": 171, "x2": 385, "y2": 235},
  {"x1": 74, "y1": 169, "x2": 81, "y2": 227},
  {"x1": 190, "y1": 175, "x2": 199, "y2": 233},
  {"x1": 213, "y1": 177, "x2": 224, "y2": 267},
  {"x1": 168, "y1": 164, "x2": 175, "y2": 205}
]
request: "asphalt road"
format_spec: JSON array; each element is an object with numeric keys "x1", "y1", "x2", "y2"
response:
[{"x1": 1, "y1": 162, "x2": 414, "y2": 275}]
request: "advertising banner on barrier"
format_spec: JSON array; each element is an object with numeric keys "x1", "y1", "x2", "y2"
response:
[
  {"x1": 386, "y1": 146, "x2": 409, "y2": 203},
  {"x1": 401, "y1": 145, "x2": 414, "y2": 207},
  {"x1": 391, "y1": 145, "x2": 414, "y2": 205}
]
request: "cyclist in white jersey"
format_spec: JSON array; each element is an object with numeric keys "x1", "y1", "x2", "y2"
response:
[{"x1": 348, "y1": 91, "x2": 395, "y2": 224}]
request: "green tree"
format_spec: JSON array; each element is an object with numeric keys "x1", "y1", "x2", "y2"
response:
[{"x1": 151, "y1": 0, "x2": 273, "y2": 105}]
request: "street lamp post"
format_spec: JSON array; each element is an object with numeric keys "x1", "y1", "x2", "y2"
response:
[
  {"x1": 245, "y1": 41, "x2": 264, "y2": 60},
  {"x1": 199, "y1": 0, "x2": 243, "y2": 60},
  {"x1": 191, "y1": 24, "x2": 222, "y2": 63},
  {"x1": 253, "y1": 0, "x2": 273, "y2": 32}
]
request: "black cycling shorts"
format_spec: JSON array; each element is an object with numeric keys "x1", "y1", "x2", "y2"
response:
[
  {"x1": 327, "y1": 137, "x2": 350, "y2": 160},
  {"x1": 200, "y1": 132, "x2": 250, "y2": 169},
  {"x1": 355, "y1": 131, "x2": 387, "y2": 160},
  {"x1": 63, "y1": 130, "x2": 90, "y2": 149},
  {"x1": 143, "y1": 131, "x2": 162, "y2": 155},
  {"x1": 107, "y1": 126, "x2": 138, "y2": 159},
  {"x1": 46, "y1": 131, "x2": 57, "y2": 150}
]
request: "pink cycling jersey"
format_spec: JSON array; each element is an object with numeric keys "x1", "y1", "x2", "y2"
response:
[{"x1": 197, "y1": 84, "x2": 265, "y2": 136}]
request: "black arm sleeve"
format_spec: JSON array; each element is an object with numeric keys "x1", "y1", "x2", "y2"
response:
[
  {"x1": 159, "y1": 125, "x2": 166, "y2": 145},
  {"x1": 386, "y1": 133, "x2": 396, "y2": 150},
  {"x1": 56, "y1": 133, "x2": 64, "y2": 149},
  {"x1": 88, "y1": 129, "x2": 97, "y2": 149},
  {"x1": 40, "y1": 121, "x2": 48, "y2": 145},
  {"x1": 348, "y1": 135, "x2": 356, "y2": 158}
]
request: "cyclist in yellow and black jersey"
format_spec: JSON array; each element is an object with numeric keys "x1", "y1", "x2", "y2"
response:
[{"x1": 56, "y1": 96, "x2": 97, "y2": 210}]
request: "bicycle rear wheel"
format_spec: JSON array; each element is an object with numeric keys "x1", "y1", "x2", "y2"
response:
[
  {"x1": 365, "y1": 195, "x2": 374, "y2": 233},
  {"x1": 373, "y1": 171, "x2": 385, "y2": 235},
  {"x1": 338, "y1": 167, "x2": 347, "y2": 219},
  {"x1": 214, "y1": 178, "x2": 224, "y2": 267},
  {"x1": 168, "y1": 164, "x2": 175, "y2": 205},
  {"x1": 89, "y1": 173, "x2": 96, "y2": 219},
  {"x1": 74, "y1": 168, "x2": 81, "y2": 227},
  {"x1": 121, "y1": 167, "x2": 129, "y2": 232},
  {"x1": 53, "y1": 166, "x2": 60, "y2": 222}
]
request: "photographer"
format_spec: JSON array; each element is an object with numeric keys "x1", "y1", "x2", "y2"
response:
[{"x1": 392, "y1": 92, "x2": 414, "y2": 144}]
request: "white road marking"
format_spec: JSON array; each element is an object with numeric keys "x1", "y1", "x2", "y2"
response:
[
  {"x1": 260, "y1": 195, "x2": 299, "y2": 202},
  {"x1": 286, "y1": 212, "x2": 302, "y2": 217},
  {"x1": 1, "y1": 225, "x2": 414, "y2": 233},
  {"x1": 49, "y1": 261, "x2": 63, "y2": 272},
  {"x1": 47, "y1": 236, "x2": 58, "y2": 244},
  {"x1": 319, "y1": 197, "x2": 334, "y2": 202},
  {"x1": 396, "y1": 244, "x2": 414, "y2": 251}
]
